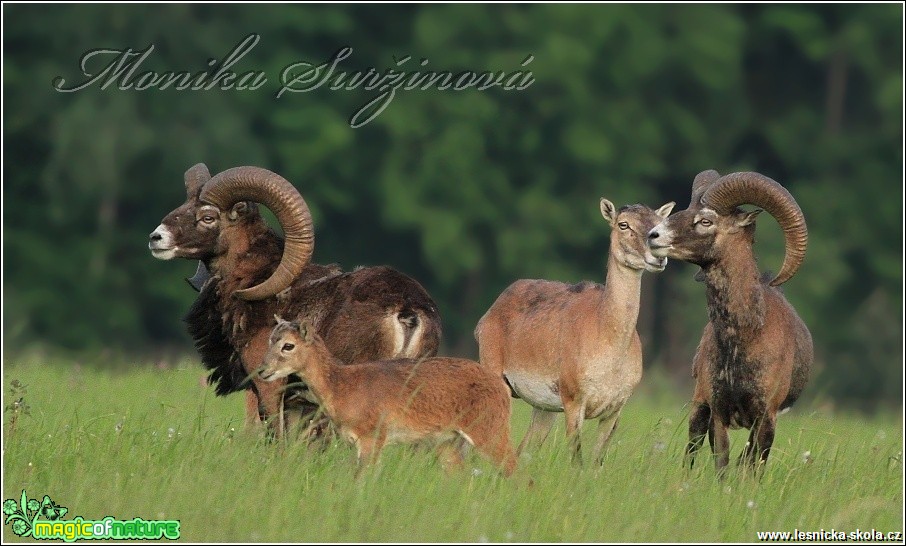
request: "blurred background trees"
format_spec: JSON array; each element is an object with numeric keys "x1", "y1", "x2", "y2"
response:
[{"x1": 3, "y1": 4, "x2": 901, "y2": 410}]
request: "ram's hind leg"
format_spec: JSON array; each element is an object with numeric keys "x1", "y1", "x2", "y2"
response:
[
  {"x1": 754, "y1": 414, "x2": 776, "y2": 471},
  {"x1": 686, "y1": 402, "x2": 711, "y2": 469}
]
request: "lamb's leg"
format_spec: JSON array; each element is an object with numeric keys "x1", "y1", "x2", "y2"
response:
[
  {"x1": 712, "y1": 414, "x2": 731, "y2": 478},
  {"x1": 354, "y1": 431, "x2": 386, "y2": 479},
  {"x1": 473, "y1": 430, "x2": 517, "y2": 477},
  {"x1": 517, "y1": 408, "x2": 556, "y2": 455},
  {"x1": 591, "y1": 411, "x2": 620, "y2": 466},
  {"x1": 686, "y1": 402, "x2": 711, "y2": 469},
  {"x1": 436, "y1": 437, "x2": 468, "y2": 474}
]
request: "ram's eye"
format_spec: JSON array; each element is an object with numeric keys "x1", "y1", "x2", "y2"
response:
[
  {"x1": 282, "y1": 343, "x2": 295, "y2": 352},
  {"x1": 618, "y1": 222, "x2": 629, "y2": 230},
  {"x1": 201, "y1": 215, "x2": 216, "y2": 224},
  {"x1": 699, "y1": 219, "x2": 713, "y2": 227}
]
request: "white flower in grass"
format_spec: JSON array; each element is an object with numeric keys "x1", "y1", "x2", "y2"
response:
[
  {"x1": 746, "y1": 500, "x2": 756, "y2": 509},
  {"x1": 801, "y1": 450, "x2": 812, "y2": 464}
]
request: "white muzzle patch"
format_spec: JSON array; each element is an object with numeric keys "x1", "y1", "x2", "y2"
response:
[{"x1": 148, "y1": 224, "x2": 178, "y2": 260}]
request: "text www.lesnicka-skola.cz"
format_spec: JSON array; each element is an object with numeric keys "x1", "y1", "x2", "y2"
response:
[{"x1": 757, "y1": 529, "x2": 902, "y2": 542}]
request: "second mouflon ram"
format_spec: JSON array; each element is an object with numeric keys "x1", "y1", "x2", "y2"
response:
[
  {"x1": 475, "y1": 198, "x2": 675, "y2": 464},
  {"x1": 647, "y1": 170, "x2": 813, "y2": 474}
]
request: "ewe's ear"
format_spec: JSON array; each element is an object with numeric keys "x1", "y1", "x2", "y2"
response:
[
  {"x1": 600, "y1": 198, "x2": 617, "y2": 225},
  {"x1": 273, "y1": 314, "x2": 287, "y2": 326},
  {"x1": 656, "y1": 201, "x2": 676, "y2": 219},
  {"x1": 735, "y1": 208, "x2": 763, "y2": 227}
]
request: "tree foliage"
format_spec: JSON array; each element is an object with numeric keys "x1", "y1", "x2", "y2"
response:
[{"x1": 3, "y1": 4, "x2": 902, "y2": 409}]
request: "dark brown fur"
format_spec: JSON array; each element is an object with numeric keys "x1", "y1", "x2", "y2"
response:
[
  {"x1": 152, "y1": 169, "x2": 442, "y2": 434},
  {"x1": 649, "y1": 205, "x2": 813, "y2": 474}
]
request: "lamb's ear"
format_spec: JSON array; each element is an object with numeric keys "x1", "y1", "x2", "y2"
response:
[
  {"x1": 273, "y1": 314, "x2": 287, "y2": 326},
  {"x1": 296, "y1": 322, "x2": 314, "y2": 344},
  {"x1": 656, "y1": 201, "x2": 676, "y2": 219},
  {"x1": 600, "y1": 198, "x2": 617, "y2": 225}
]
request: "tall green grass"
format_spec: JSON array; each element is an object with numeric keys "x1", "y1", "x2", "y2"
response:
[{"x1": 3, "y1": 357, "x2": 902, "y2": 542}]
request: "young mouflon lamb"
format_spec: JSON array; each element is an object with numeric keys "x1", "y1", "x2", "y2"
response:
[{"x1": 258, "y1": 319, "x2": 517, "y2": 477}]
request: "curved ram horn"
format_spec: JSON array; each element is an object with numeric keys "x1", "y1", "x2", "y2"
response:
[
  {"x1": 184, "y1": 163, "x2": 212, "y2": 198},
  {"x1": 701, "y1": 171, "x2": 807, "y2": 286},
  {"x1": 690, "y1": 169, "x2": 721, "y2": 207},
  {"x1": 200, "y1": 166, "x2": 314, "y2": 300}
]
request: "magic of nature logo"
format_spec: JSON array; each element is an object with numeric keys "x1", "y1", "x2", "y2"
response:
[{"x1": 3, "y1": 490, "x2": 180, "y2": 541}]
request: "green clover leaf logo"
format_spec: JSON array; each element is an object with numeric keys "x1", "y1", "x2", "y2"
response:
[{"x1": 3, "y1": 490, "x2": 68, "y2": 537}]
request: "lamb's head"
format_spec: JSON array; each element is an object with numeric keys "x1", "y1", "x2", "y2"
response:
[
  {"x1": 600, "y1": 198, "x2": 675, "y2": 272},
  {"x1": 647, "y1": 170, "x2": 808, "y2": 286},
  {"x1": 259, "y1": 317, "x2": 319, "y2": 382},
  {"x1": 148, "y1": 164, "x2": 315, "y2": 300}
]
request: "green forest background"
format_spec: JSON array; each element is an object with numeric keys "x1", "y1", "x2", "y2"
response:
[{"x1": 3, "y1": 4, "x2": 902, "y2": 410}]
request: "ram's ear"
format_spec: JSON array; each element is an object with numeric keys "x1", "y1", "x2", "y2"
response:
[
  {"x1": 228, "y1": 201, "x2": 254, "y2": 221},
  {"x1": 735, "y1": 208, "x2": 762, "y2": 227}
]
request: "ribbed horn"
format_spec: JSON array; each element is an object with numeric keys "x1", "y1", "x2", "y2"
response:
[
  {"x1": 690, "y1": 169, "x2": 721, "y2": 207},
  {"x1": 184, "y1": 163, "x2": 211, "y2": 198},
  {"x1": 200, "y1": 166, "x2": 314, "y2": 300},
  {"x1": 701, "y1": 171, "x2": 807, "y2": 286}
]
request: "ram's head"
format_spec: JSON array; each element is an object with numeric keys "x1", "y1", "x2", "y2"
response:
[
  {"x1": 647, "y1": 170, "x2": 807, "y2": 286},
  {"x1": 149, "y1": 164, "x2": 315, "y2": 300}
]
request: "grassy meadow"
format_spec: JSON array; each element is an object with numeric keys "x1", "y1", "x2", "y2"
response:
[{"x1": 2, "y1": 354, "x2": 903, "y2": 543}]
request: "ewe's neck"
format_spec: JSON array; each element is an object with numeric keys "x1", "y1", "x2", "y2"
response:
[
  {"x1": 600, "y1": 252, "x2": 644, "y2": 341},
  {"x1": 702, "y1": 246, "x2": 765, "y2": 336}
]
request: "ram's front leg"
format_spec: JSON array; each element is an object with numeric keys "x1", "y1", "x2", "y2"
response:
[
  {"x1": 712, "y1": 414, "x2": 731, "y2": 479},
  {"x1": 244, "y1": 389, "x2": 264, "y2": 429}
]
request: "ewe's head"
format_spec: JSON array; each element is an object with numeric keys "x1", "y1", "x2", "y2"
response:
[
  {"x1": 148, "y1": 164, "x2": 315, "y2": 300},
  {"x1": 259, "y1": 317, "x2": 320, "y2": 382},
  {"x1": 600, "y1": 198, "x2": 675, "y2": 273},
  {"x1": 647, "y1": 170, "x2": 808, "y2": 286}
]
